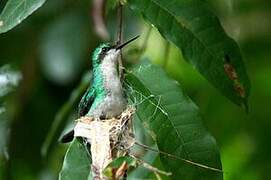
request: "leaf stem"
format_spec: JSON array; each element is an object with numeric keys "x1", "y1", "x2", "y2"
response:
[{"x1": 134, "y1": 141, "x2": 223, "y2": 173}]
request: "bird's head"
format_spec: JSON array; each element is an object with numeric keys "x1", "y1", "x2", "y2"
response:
[{"x1": 92, "y1": 35, "x2": 139, "y2": 67}]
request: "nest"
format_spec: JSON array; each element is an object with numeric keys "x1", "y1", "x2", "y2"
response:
[{"x1": 73, "y1": 106, "x2": 136, "y2": 180}]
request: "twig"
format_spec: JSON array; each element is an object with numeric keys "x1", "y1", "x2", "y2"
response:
[
  {"x1": 92, "y1": 0, "x2": 109, "y2": 40},
  {"x1": 135, "y1": 141, "x2": 223, "y2": 173},
  {"x1": 117, "y1": 3, "x2": 124, "y2": 81},
  {"x1": 130, "y1": 154, "x2": 172, "y2": 176},
  {"x1": 116, "y1": 2, "x2": 123, "y2": 45},
  {"x1": 154, "y1": 171, "x2": 162, "y2": 180}
]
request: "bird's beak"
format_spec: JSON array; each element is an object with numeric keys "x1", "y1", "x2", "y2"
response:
[{"x1": 116, "y1": 35, "x2": 140, "y2": 50}]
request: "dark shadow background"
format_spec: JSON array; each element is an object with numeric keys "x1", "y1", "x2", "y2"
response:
[{"x1": 0, "y1": 0, "x2": 271, "y2": 179}]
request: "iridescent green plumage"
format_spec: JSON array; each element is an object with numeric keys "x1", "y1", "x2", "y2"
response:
[{"x1": 78, "y1": 43, "x2": 111, "y2": 117}]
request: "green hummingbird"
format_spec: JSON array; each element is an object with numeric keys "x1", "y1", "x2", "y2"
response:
[{"x1": 61, "y1": 35, "x2": 139, "y2": 143}]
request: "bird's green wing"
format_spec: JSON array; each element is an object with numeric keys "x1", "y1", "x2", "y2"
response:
[
  {"x1": 78, "y1": 86, "x2": 95, "y2": 116},
  {"x1": 60, "y1": 86, "x2": 95, "y2": 143}
]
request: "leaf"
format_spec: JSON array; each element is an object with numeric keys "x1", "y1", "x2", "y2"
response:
[
  {"x1": 0, "y1": 65, "x2": 21, "y2": 180},
  {"x1": 0, "y1": 113, "x2": 9, "y2": 160},
  {"x1": 128, "y1": 146, "x2": 170, "y2": 180},
  {"x1": 0, "y1": 112, "x2": 9, "y2": 180},
  {"x1": 106, "y1": 0, "x2": 118, "y2": 11},
  {"x1": 105, "y1": 156, "x2": 137, "y2": 169},
  {"x1": 41, "y1": 72, "x2": 90, "y2": 157},
  {"x1": 0, "y1": 65, "x2": 22, "y2": 97},
  {"x1": 128, "y1": 0, "x2": 250, "y2": 107},
  {"x1": 59, "y1": 138, "x2": 92, "y2": 180},
  {"x1": 0, "y1": 0, "x2": 46, "y2": 34},
  {"x1": 103, "y1": 156, "x2": 137, "y2": 178},
  {"x1": 128, "y1": 151, "x2": 156, "y2": 179},
  {"x1": 125, "y1": 60, "x2": 222, "y2": 179},
  {"x1": 129, "y1": 115, "x2": 168, "y2": 179}
]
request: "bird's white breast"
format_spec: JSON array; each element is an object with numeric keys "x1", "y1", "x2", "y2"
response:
[{"x1": 91, "y1": 50, "x2": 127, "y2": 118}]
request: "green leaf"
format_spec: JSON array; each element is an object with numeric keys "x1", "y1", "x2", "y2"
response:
[
  {"x1": 105, "y1": 156, "x2": 137, "y2": 169},
  {"x1": 0, "y1": 65, "x2": 22, "y2": 98},
  {"x1": 0, "y1": 112, "x2": 8, "y2": 180},
  {"x1": 129, "y1": 115, "x2": 169, "y2": 179},
  {"x1": 0, "y1": 113, "x2": 9, "y2": 157},
  {"x1": 125, "y1": 60, "x2": 222, "y2": 179},
  {"x1": 0, "y1": 0, "x2": 46, "y2": 34},
  {"x1": 0, "y1": 63, "x2": 21, "y2": 117},
  {"x1": 41, "y1": 72, "x2": 90, "y2": 157},
  {"x1": 106, "y1": 0, "x2": 118, "y2": 10},
  {"x1": 128, "y1": 0, "x2": 250, "y2": 107},
  {"x1": 128, "y1": 114, "x2": 159, "y2": 179},
  {"x1": 128, "y1": 146, "x2": 170, "y2": 180},
  {"x1": 59, "y1": 138, "x2": 92, "y2": 180},
  {"x1": 103, "y1": 156, "x2": 137, "y2": 178},
  {"x1": 0, "y1": 65, "x2": 21, "y2": 180}
]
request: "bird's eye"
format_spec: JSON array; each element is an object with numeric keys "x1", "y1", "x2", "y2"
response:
[{"x1": 101, "y1": 47, "x2": 108, "y2": 52}]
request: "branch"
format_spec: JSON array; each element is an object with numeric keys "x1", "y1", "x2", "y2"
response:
[
  {"x1": 117, "y1": 3, "x2": 124, "y2": 81},
  {"x1": 92, "y1": 0, "x2": 109, "y2": 40},
  {"x1": 134, "y1": 142, "x2": 223, "y2": 173}
]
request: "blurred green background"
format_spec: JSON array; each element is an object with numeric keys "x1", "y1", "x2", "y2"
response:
[{"x1": 0, "y1": 0, "x2": 271, "y2": 179}]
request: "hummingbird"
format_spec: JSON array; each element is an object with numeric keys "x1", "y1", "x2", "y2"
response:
[{"x1": 61, "y1": 35, "x2": 139, "y2": 143}]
